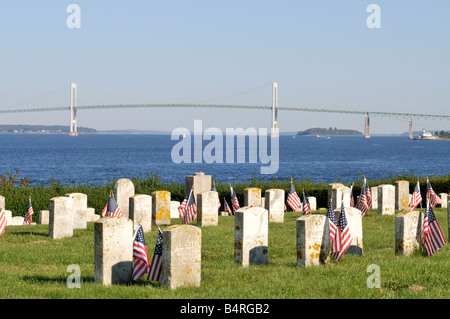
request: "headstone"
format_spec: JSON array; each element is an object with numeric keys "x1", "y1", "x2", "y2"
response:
[
  {"x1": 170, "y1": 201, "x2": 181, "y2": 219},
  {"x1": 370, "y1": 186, "x2": 378, "y2": 209},
  {"x1": 94, "y1": 217, "x2": 134, "y2": 286},
  {"x1": 244, "y1": 188, "x2": 262, "y2": 207},
  {"x1": 260, "y1": 197, "x2": 265, "y2": 208},
  {"x1": 328, "y1": 183, "x2": 344, "y2": 201},
  {"x1": 129, "y1": 194, "x2": 152, "y2": 232},
  {"x1": 86, "y1": 207, "x2": 100, "y2": 222},
  {"x1": 264, "y1": 189, "x2": 285, "y2": 223},
  {"x1": 0, "y1": 195, "x2": 4, "y2": 210},
  {"x1": 49, "y1": 196, "x2": 74, "y2": 239},
  {"x1": 439, "y1": 193, "x2": 447, "y2": 208},
  {"x1": 66, "y1": 193, "x2": 87, "y2": 229},
  {"x1": 114, "y1": 178, "x2": 135, "y2": 218},
  {"x1": 378, "y1": 184, "x2": 395, "y2": 215},
  {"x1": 334, "y1": 207, "x2": 363, "y2": 255},
  {"x1": 332, "y1": 186, "x2": 351, "y2": 209},
  {"x1": 185, "y1": 172, "x2": 211, "y2": 200},
  {"x1": 11, "y1": 216, "x2": 25, "y2": 225},
  {"x1": 234, "y1": 206, "x2": 268, "y2": 267},
  {"x1": 395, "y1": 180, "x2": 410, "y2": 211},
  {"x1": 39, "y1": 210, "x2": 49, "y2": 225},
  {"x1": 296, "y1": 214, "x2": 331, "y2": 267},
  {"x1": 307, "y1": 196, "x2": 317, "y2": 211},
  {"x1": 395, "y1": 210, "x2": 423, "y2": 256},
  {"x1": 4, "y1": 210, "x2": 12, "y2": 226},
  {"x1": 197, "y1": 191, "x2": 218, "y2": 226},
  {"x1": 161, "y1": 225, "x2": 201, "y2": 289},
  {"x1": 151, "y1": 191, "x2": 171, "y2": 225}
]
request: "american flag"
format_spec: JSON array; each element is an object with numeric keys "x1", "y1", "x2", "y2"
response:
[
  {"x1": 23, "y1": 197, "x2": 34, "y2": 225},
  {"x1": 326, "y1": 198, "x2": 337, "y2": 242},
  {"x1": 302, "y1": 192, "x2": 311, "y2": 215},
  {"x1": 148, "y1": 229, "x2": 163, "y2": 282},
  {"x1": 182, "y1": 189, "x2": 196, "y2": 224},
  {"x1": 0, "y1": 208, "x2": 6, "y2": 237},
  {"x1": 422, "y1": 200, "x2": 446, "y2": 257},
  {"x1": 286, "y1": 180, "x2": 302, "y2": 212},
  {"x1": 101, "y1": 193, "x2": 122, "y2": 217},
  {"x1": 409, "y1": 181, "x2": 422, "y2": 211},
  {"x1": 230, "y1": 186, "x2": 240, "y2": 213},
  {"x1": 426, "y1": 178, "x2": 442, "y2": 208},
  {"x1": 224, "y1": 197, "x2": 233, "y2": 215},
  {"x1": 331, "y1": 202, "x2": 352, "y2": 262},
  {"x1": 211, "y1": 182, "x2": 221, "y2": 210},
  {"x1": 178, "y1": 198, "x2": 187, "y2": 219},
  {"x1": 356, "y1": 178, "x2": 371, "y2": 217},
  {"x1": 132, "y1": 225, "x2": 150, "y2": 282}
]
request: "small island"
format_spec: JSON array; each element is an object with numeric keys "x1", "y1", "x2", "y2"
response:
[
  {"x1": 0, "y1": 125, "x2": 97, "y2": 134},
  {"x1": 296, "y1": 127, "x2": 362, "y2": 136}
]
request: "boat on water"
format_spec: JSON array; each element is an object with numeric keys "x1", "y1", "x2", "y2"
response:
[{"x1": 414, "y1": 129, "x2": 439, "y2": 140}]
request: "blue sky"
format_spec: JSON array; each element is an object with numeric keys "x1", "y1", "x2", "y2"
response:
[{"x1": 1, "y1": 1, "x2": 449, "y2": 134}]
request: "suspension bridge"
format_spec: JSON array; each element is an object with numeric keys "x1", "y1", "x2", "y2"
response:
[{"x1": 1, "y1": 82, "x2": 449, "y2": 138}]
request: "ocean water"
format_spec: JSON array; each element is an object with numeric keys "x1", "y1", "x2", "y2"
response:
[{"x1": 0, "y1": 133, "x2": 449, "y2": 186}]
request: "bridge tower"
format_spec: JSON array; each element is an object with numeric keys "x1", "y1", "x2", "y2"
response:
[
  {"x1": 408, "y1": 119, "x2": 413, "y2": 139},
  {"x1": 271, "y1": 81, "x2": 279, "y2": 138},
  {"x1": 364, "y1": 113, "x2": 370, "y2": 139},
  {"x1": 69, "y1": 82, "x2": 78, "y2": 136}
]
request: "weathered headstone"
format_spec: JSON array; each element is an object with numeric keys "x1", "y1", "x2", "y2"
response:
[
  {"x1": 334, "y1": 207, "x2": 363, "y2": 255},
  {"x1": 332, "y1": 186, "x2": 351, "y2": 209},
  {"x1": 170, "y1": 201, "x2": 181, "y2": 219},
  {"x1": 234, "y1": 206, "x2": 268, "y2": 267},
  {"x1": 114, "y1": 178, "x2": 135, "y2": 218},
  {"x1": 395, "y1": 210, "x2": 423, "y2": 256},
  {"x1": 39, "y1": 210, "x2": 49, "y2": 225},
  {"x1": 49, "y1": 196, "x2": 74, "y2": 239},
  {"x1": 378, "y1": 184, "x2": 395, "y2": 215},
  {"x1": 129, "y1": 194, "x2": 152, "y2": 232},
  {"x1": 296, "y1": 214, "x2": 331, "y2": 267},
  {"x1": 66, "y1": 193, "x2": 87, "y2": 229},
  {"x1": 439, "y1": 193, "x2": 447, "y2": 208},
  {"x1": 264, "y1": 189, "x2": 285, "y2": 223},
  {"x1": 0, "y1": 195, "x2": 4, "y2": 210},
  {"x1": 161, "y1": 224, "x2": 202, "y2": 289},
  {"x1": 4, "y1": 210, "x2": 12, "y2": 226},
  {"x1": 307, "y1": 196, "x2": 317, "y2": 211},
  {"x1": 94, "y1": 217, "x2": 134, "y2": 286},
  {"x1": 328, "y1": 183, "x2": 344, "y2": 201},
  {"x1": 197, "y1": 191, "x2": 218, "y2": 226},
  {"x1": 86, "y1": 207, "x2": 100, "y2": 222},
  {"x1": 370, "y1": 186, "x2": 378, "y2": 210},
  {"x1": 244, "y1": 188, "x2": 262, "y2": 207},
  {"x1": 151, "y1": 191, "x2": 171, "y2": 225},
  {"x1": 395, "y1": 180, "x2": 410, "y2": 211},
  {"x1": 185, "y1": 172, "x2": 211, "y2": 201}
]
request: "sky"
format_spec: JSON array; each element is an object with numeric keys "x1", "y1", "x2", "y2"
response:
[{"x1": 0, "y1": 0, "x2": 449, "y2": 134}]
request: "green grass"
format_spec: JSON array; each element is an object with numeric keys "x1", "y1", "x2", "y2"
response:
[{"x1": 0, "y1": 207, "x2": 448, "y2": 299}]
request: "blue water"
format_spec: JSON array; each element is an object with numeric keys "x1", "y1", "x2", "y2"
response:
[{"x1": 0, "y1": 134, "x2": 449, "y2": 186}]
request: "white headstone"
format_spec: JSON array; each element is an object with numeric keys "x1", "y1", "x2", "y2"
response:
[
  {"x1": 395, "y1": 210, "x2": 423, "y2": 256},
  {"x1": 161, "y1": 225, "x2": 202, "y2": 289},
  {"x1": 66, "y1": 193, "x2": 87, "y2": 229},
  {"x1": 197, "y1": 191, "x2": 218, "y2": 226},
  {"x1": 170, "y1": 201, "x2": 181, "y2": 219},
  {"x1": 296, "y1": 214, "x2": 331, "y2": 267},
  {"x1": 378, "y1": 184, "x2": 395, "y2": 215},
  {"x1": 0, "y1": 195, "x2": 5, "y2": 210},
  {"x1": 129, "y1": 194, "x2": 152, "y2": 232},
  {"x1": 185, "y1": 172, "x2": 212, "y2": 200},
  {"x1": 244, "y1": 188, "x2": 262, "y2": 207},
  {"x1": 94, "y1": 217, "x2": 134, "y2": 286},
  {"x1": 439, "y1": 193, "x2": 447, "y2": 208},
  {"x1": 264, "y1": 189, "x2": 285, "y2": 223},
  {"x1": 39, "y1": 210, "x2": 49, "y2": 225},
  {"x1": 114, "y1": 178, "x2": 135, "y2": 218},
  {"x1": 234, "y1": 206, "x2": 268, "y2": 267},
  {"x1": 307, "y1": 196, "x2": 317, "y2": 211},
  {"x1": 151, "y1": 191, "x2": 171, "y2": 225},
  {"x1": 370, "y1": 186, "x2": 378, "y2": 210},
  {"x1": 49, "y1": 196, "x2": 74, "y2": 239},
  {"x1": 334, "y1": 207, "x2": 363, "y2": 255},
  {"x1": 395, "y1": 180, "x2": 410, "y2": 211},
  {"x1": 4, "y1": 210, "x2": 12, "y2": 226}
]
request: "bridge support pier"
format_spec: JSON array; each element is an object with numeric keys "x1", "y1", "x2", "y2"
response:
[
  {"x1": 271, "y1": 81, "x2": 279, "y2": 138},
  {"x1": 69, "y1": 82, "x2": 78, "y2": 136},
  {"x1": 364, "y1": 113, "x2": 370, "y2": 139},
  {"x1": 409, "y1": 120, "x2": 413, "y2": 139}
]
